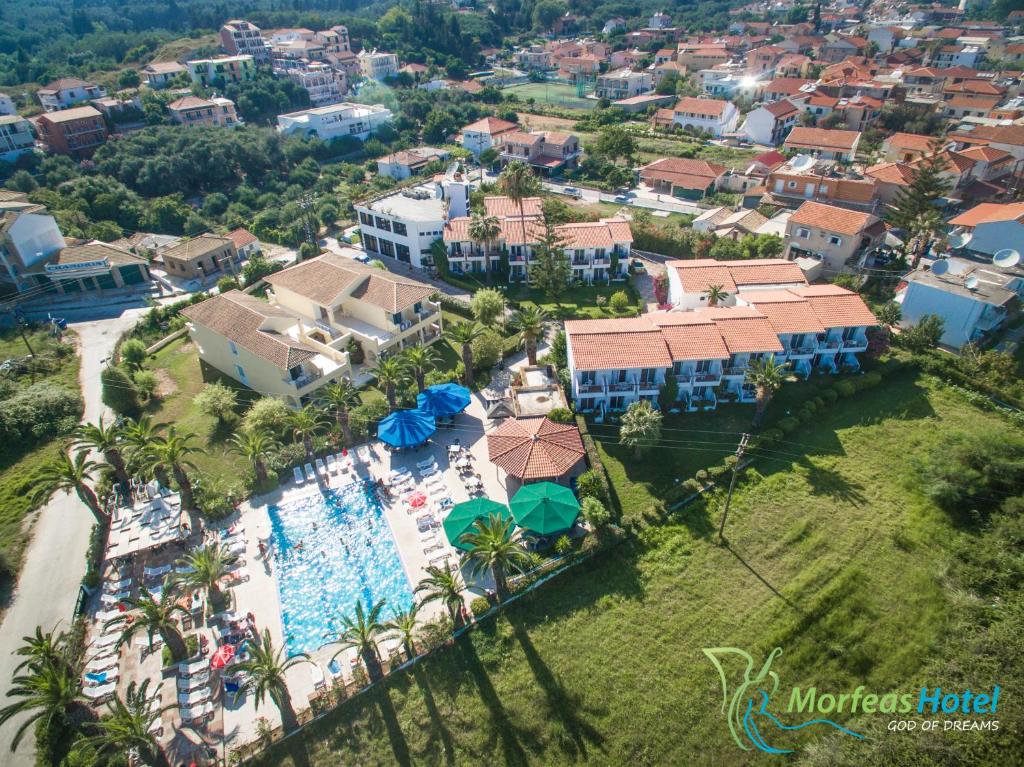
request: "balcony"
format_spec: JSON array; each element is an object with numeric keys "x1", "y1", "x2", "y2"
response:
[
  {"x1": 842, "y1": 337, "x2": 868, "y2": 352},
  {"x1": 578, "y1": 383, "x2": 605, "y2": 395},
  {"x1": 786, "y1": 345, "x2": 817, "y2": 358},
  {"x1": 592, "y1": 256, "x2": 610, "y2": 266},
  {"x1": 723, "y1": 366, "x2": 746, "y2": 377},
  {"x1": 637, "y1": 379, "x2": 660, "y2": 393},
  {"x1": 691, "y1": 371, "x2": 721, "y2": 385},
  {"x1": 571, "y1": 259, "x2": 589, "y2": 267},
  {"x1": 818, "y1": 339, "x2": 842, "y2": 352},
  {"x1": 609, "y1": 382, "x2": 636, "y2": 393},
  {"x1": 285, "y1": 369, "x2": 323, "y2": 390}
]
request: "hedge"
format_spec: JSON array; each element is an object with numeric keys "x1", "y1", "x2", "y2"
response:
[{"x1": 574, "y1": 415, "x2": 618, "y2": 515}]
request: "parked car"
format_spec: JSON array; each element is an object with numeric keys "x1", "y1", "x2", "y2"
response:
[
  {"x1": 563, "y1": 186, "x2": 581, "y2": 198},
  {"x1": 613, "y1": 195, "x2": 631, "y2": 204}
]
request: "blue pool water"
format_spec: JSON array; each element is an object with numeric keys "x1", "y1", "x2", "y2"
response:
[{"x1": 267, "y1": 482, "x2": 415, "y2": 657}]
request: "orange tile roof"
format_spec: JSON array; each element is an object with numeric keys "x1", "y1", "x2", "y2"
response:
[
  {"x1": 462, "y1": 116, "x2": 518, "y2": 135},
  {"x1": 740, "y1": 290, "x2": 826, "y2": 334},
  {"x1": 227, "y1": 227, "x2": 258, "y2": 248},
  {"x1": 948, "y1": 201, "x2": 1024, "y2": 227},
  {"x1": 555, "y1": 219, "x2": 633, "y2": 249},
  {"x1": 483, "y1": 196, "x2": 543, "y2": 218},
  {"x1": 672, "y1": 96, "x2": 731, "y2": 117},
  {"x1": 784, "y1": 126, "x2": 861, "y2": 151},
  {"x1": 885, "y1": 132, "x2": 936, "y2": 152},
  {"x1": 565, "y1": 318, "x2": 673, "y2": 370},
  {"x1": 957, "y1": 145, "x2": 1012, "y2": 163},
  {"x1": 649, "y1": 316, "x2": 730, "y2": 360},
  {"x1": 788, "y1": 285, "x2": 877, "y2": 328},
  {"x1": 695, "y1": 311, "x2": 784, "y2": 354},
  {"x1": 667, "y1": 259, "x2": 807, "y2": 294},
  {"x1": 865, "y1": 162, "x2": 915, "y2": 185},
  {"x1": 789, "y1": 201, "x2": 876, "y2": 236},
  {"x1": 486, "y1": 416, "x2": 585, "y2": 480}
]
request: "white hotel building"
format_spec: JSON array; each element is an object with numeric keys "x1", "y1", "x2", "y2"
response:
[{"x1": 276, "y1": 102, "x2": 392, "y2": 141}]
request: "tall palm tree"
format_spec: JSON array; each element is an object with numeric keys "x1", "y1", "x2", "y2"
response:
[
  {"x1": 120, "y1": 415, "x2": 166, "y2": 483},
  {"x1": 146, "y1": 427, "x2": 199, "y2": 510},
  {"x1": 401, "y1": 345, "x2": 441, "y2": 393},
  {"x1": 172, "y1": 543, "x2": 238, "y2": 617},
  {"x1": 746, "y1": 354, "x2": 789, "y2": 427},
  {"x1": 13, "y1": 625, "x2": 73, "y2": 675},
  {"x1": 286, "y1": 404, "x2": 327, "y2": 466},
  {"x1": 445, "y1": 321, "x2": 485, "y2": 388},
  {"x1": 83, "y1": 680, "x2": 174, "y2": 767},
  {"x1": 73, "y1": 418, "x2": 130, "y2": 487},
  {"x1": 468, "y1": 213, "x2": 502, "y2": 269},
  {"x1": 330, "y1": 599, "x2": 387, "y2": 682},
  {"x1": 232, "y1": 629, "x2": 308, "y2": 733},
  {"x1": 228, "y1": 430, "x2": 277, "y2": 485},
  {"x1": 0, "y1": 656, "x2": 85, "y2": 752},
  {"x1": 34, "y1": 449, "x2": 107, "y2": 525},
  {"x1": 371, "y1": 356, "x2": 409, "y2": 409},
  {"x1": 512, "y1": 306, "x2": 548, "y2": 365},
  {"x1": 705, "y1": 284, "x2": 729, "y2": 307},
  {"x1": 385, "y1": 605, "x2": 420, "y2": 663},
  {"x1": 105, "y1": 588, "x2": 191, "y2": 663},
  {"x1": 415, "y1": 565, "x2": 466, "y2": 629},
  {"x1": 459, "y1": 513, "x2": 532, "y2": 603},
  {"x1": 319, "y1": 379, "x2": 361, "y2": 446},
  {"x1": 499, "y1": 160, "x2": 541, "y2": 260}
]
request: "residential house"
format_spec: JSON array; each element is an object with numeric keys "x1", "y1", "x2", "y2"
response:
[
  {"x1": 931, "y1": 44, "x2": 984, "y2": 68},
  {"x1": 316, "y1": 26, "x2": 351, "y2": 54},
  {"x1": 160, "y1": 234, "x2": 240, "y2": 281},
  {"x1": 280, "y1": 63, "x2": 346, "y2": 107},
  {"x1": 638, "y1": 157, "x2": 728, "y2": 200},
  {"x1": 657, "y1": 96, "x2": 739, "y2": 137},
  {"x1": 783, "y1": 127, "x2": 862, "y2": 161},
  {"x1": 595, "y1": 69, "x2": 653, "y2": 100},
  {"x1": 613, "y1": 94, "x2": 677, "y2": 113},
  {"x1": 0, "y1": 205, "x2": 65, "y2": 292},
  {"x1": 499, "y1": 130, "x2": 581, "y2": 176},
  {"x1": 34, "y1": 106, "x2": 108, "y2": 159},
  {"x1": 276, "y1": 102, "x2": 392, "y2": 141},
  {"x1": 264, "y1": 252, "x2": 442, "y2": 366},
  {"x1": 220, "y1": 20, "x2": 270, "y2": 64},
  {"x1": 167, "y1": 96, "x2": 241, "y2": 128},
  {"x1": 665, "y1": 258, "x2": 807, "y2": 310},
  {"x1": 227, "y1": 228, "x2": 261, "y2": 259},
  {"x1": 603, "y1": 17, "x2": 626, "y2": 34},
  {"x1": 776, "y1": 54, "x2": 813, "y2": 78},
  {"x1": 746, "y1": 45, "x2": 787, "y2": 75},
  {"x1": 460, "y1": 116, "x2": 518, "y2": 157},
  {"x1": 558, "y1": 55, "x2": 603, "y2": 82},
  {"x1": 515, "y1": 46, "x2": 554, "y2": 71},
  {"x1": 0, "y1": 116, "x2": 35, "y2": 162},
  {"x1": 740, "y1": 99, "x2": 799, "y2": 145},
  {"x1": 187, "y1": 56, "x2": 256, "y2": 87},
  {"x1": 0, "y1": 93, "x2": 15, "y2": 116},
  {"x1": 141, "y1": 62, "x2": 189, "y2": 89},
  {"x1": 676, "y1": 44, "x2": 730, "y2": 71},
  {"x1": 941, "y1": 93, "x2": 1003, "y2": 119},
  {"x1": 691, "y1": 207, "x2": 769, "y2": 239},
  {"x1": 784, "y1": 200, "x2": 885, "y2": 273},
  {"x1": 649, "y1": 12, "x2": 672, "y2": 29},
  {"x1": 882, "y1": 132, "x2": 938, "y2": 162},
  {"x1": 949, "y1": 124, "x2": 1024, "y2": 161},
  {"x1": 182, "y1": 290, "x2": 352, "y2": 407},
  {"x1": 820, "y1": 35, "x2": 868, "y2": 63},
  {"x1": 765, "y1": 156, "x2": 879, "y2": 210},
  {"x1": 762, "y1": 77, "x2": 815, "y2": 102},
  {"x1": 356, "y1": 166, "x2": 470, "y2": 267},
  {"x1": 609, "y1": 48, "x2": 646, "y2": 70},
  {"x1": 376, "y1": 147, "x2": 449, "y2": 179},
  {"x1": 36, "y1": 78, "x2": 106, "y2": 112},
  {"x1": 863, "y1": 161, "x2": 916, "y2": 204},
  {"x1": 947, "y1": 202, "x2": 1024, "y2": 257},
  {"x1": 358, "y1": 50, "x2": 399, "y2": 81}
]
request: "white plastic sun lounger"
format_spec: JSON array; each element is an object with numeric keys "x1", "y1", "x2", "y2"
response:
[
  {"x1": 293, "y1": 466, "x2": 305, "y2": 484},
  {"x1": 178, "y1": 659, "x2": 207, "y2": 677},
  {"x1": 178, "y1": 672, "x2": 209, "y2": 690},
  {"x1": 86, "y1": 655, "x2": 119, "y2": 674},
  {"x1": 83, "y1": 682, "x2": 116, "y2": 701},
  {"x1": 178, "y1": 688, "x2": 211, "y2": 707},
  {"x1": 180, "y1": 702, "x2": 213, "y2": 724},
  {"x1": 91, "y1": 632, "x2": 121, "y2": 649},
  {"x1": 144, "y1": 564, "x2": 172, "y2": 579},
  {"x1": 315, "y1": 458, "x2": 328, "y2": 476},
  {"x1": 326, "y1": 455, "x2": 337, "y2": 474},
  {"x1": 310, "y1": 662, "x2": 327, "y2": 690},
  {"x1": 104, "y1": 578, "x2": 132, "y2": 593},
  {"x1": 304, "y1": 463, "x2": 316, "y2": 482},
  {"x1": 415, "y1": 458, "x2": 437, "y2": 471},
  {"x1": 101, "y1": 591, "x2": 130, "y2": 606},
  {"x1": 419, "y1": 466, "x2": 439, "y2": 478}
]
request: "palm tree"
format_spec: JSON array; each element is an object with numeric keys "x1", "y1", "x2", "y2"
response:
[
  {"x1": 73, "y1": 418, "x2": 130, "y2": 487},
  {"x1": 319, "y1": 379, "x2": 361, "y2": 445},
  {"x1": 620, "y1": 399, "x2": 663, "y2": 459},
  {"x1": 371, "y1": 356, "x2": 409, "y2": 409},
  {"x1": 34, "y1": 449, "x2": 107, "y2": 525},
  {"x1": 13, "y1": 625, "x2": 73, "y2": 675},
  {"x1": 146, "y1": 427, "x2": 199, "y2": 510},
  {"x1": 0, "y1": 656, "x2": 85, "y2": 752},
  {"x1": 499, "y1": 160, "x2": 541, "y2": 258},
  {"x1": 83, "y1": 680, "x2": 173, "y2": 767},
  {"x1": 512, "y1": 306, "x2": 548, "y2": 365},
  {"x1": 746, "y1": 354, "x2": 789, "y2": 427},
  {"x1": 401, "y1": 345, "x2": 441, "y2": 393},
  {"x1": 415, "y1": 565, "x2": 466, "y2": 629},
  {"x1": 384, "y1": 605, "x2": 420, "y2": 663},
  {"x1": 228, "y1": 430, "x2": 278, "y2": 485},
  {"x1": 120, "y1": 415, "x2": 166, "y2": 483},
  {"x1": 232, "y1": 629, "x2": 308, "y2": 733},
  {"x1": 705, "y1": 284, "x2": 729, "y2": 307},
  {"x1": 105, "y1": 588, "x2": 190, "y2": 663},
  {"x1": 459, "y1": 513, "x2": 532, "y2": 603},
  {"x1": 468, "y1": 213, "x2": 502, "y2": 269},
  {"x1": 906, "y1": 208, "x2": 943, "y2": 269},
  {"x1": 172, "y1": 543, "x2": 238, "y2": 617},
  {"x1": 286, "y1": 404, "x2": 327, "y2": 466},
  {"x1": 445, "y1": 321, "x2": 485, "y2": 387},
  {"x1": 331, "y1": 599, "x2": 387, "y2": 682}
]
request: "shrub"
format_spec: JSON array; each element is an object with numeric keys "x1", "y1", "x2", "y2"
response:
[
  {"x1": 101, "y1": 365, "x2": 141, "y2": 416},
  {"x1": 424, "y1": 368, "x2": 459, "y2": 387},
  {"x1": 609, "y1": 290, "x2": 630, "y2": 313},
  {"x1": 132, "y1": 369, "x2": 159, "y2": 402},
  {"x1": 576, "y1": 468, "x2": 610, "y2": 506},
  {"x1": 723, "y1": 454, "x2": 739, "y2": 469},
  {"x1": 194, "y1": 478, "x2": 244, "y2": 520},
  {"x1": 470, "y1": 597, "x2": 491, "y2": 617},
  {"x1": 554, "y1": 535, "x2": 573, "y2": 555},
  {"x1": 268, "y1": 443, "x2": 306, "y2": 474},
  {"x1": 195, "y1": 382, "x2": 239, "y2": 423},
  {"x1": 119, "y1": 338, "x2": 148, "y2": 369},
  {"x1": 217, "y1": 276, "x2": 240, "y2": 294},
  {"x1": 835, "y1": 380, "x2": 857, "y2": 397},
  {"x1": 776, "y1": 417, "x2": 799, "y2": 434},
  {"x1": 821, "y1": 388, "x2": 839, "y2": 403},
  {"x1": 243, "y1": 397, "x2": 291, "y2": 436},
  {"x1": 861, "y1": 371, "x2": 883, "y2": 388},
  {"x1": 759, "y1": 428, "x2": 783, "y2": 443},
  {"x1": 547, "y1": 407, "x2": 574, "y2": 424},
  {"x1": 580, "y1": 496, "x2": 611, "y2": 528},
  {"x1": 708, "y1": 464, "x2": 729, "y2": 480},
  {"x1": 0, "y1": 382, "x2": 81, "y2": 443},
  {"x1": 803, "y1": 400, "x2": 819, "y2": 414},
  {"x1": 471, "y1": 329, "x2": 503, "y2": 370},
  {"x1": 695, "y1": 468, "x2": 709, "y2": 483},
  {"x1": 470, "y1": 288, "x2": 506, "y2": 327},
  {"x1": 813, "y1": 396, "x2": 824, "y2": 410},
  {"x1": 350, "y1": 399, "x2": 390, "y2": 439}
]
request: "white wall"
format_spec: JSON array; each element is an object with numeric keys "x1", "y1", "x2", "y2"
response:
[{"x1": 9, "y1": 213, "x2": 66, "y2": 268}]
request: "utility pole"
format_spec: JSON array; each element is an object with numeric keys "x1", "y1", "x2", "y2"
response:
[{"x1": 718, "y1": 432, "x2": 749, "y2": 544}]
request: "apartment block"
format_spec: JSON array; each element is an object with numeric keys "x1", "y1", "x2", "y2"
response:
[
  {"x1": 34, "y1": 106, "x2": 108, "y2": 159},
  {"x1": 0, "y1": 116, "x2": 35, "y2": 162},
  {"x1": 499, "y1": 130, "x2": 581, "y2": 176},
  {"x1": 220, "y1": 20, "x2": 270, "y2": 64},
  {"x1": 595, "y1": 69, "x2": 653, "y2": 100},
  {"x1": 358, "y1": 50, "x2": 399, "y2": 81},
  {"x1": 187, "y1": 56, "x2": 257, "y2": 87},
  {"x1": 167, "y1": 96, "x2": 241, "y2": 128},
  {"x1": 36, "y1": 78, "x2": 106, "y2": 112},
  {"x1": 276, "y1": 102, "x2": 392, "y2": 141}
]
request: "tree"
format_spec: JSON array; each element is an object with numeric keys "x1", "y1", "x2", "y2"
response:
[
  {"x1": 146, "y1": 427, "x2": 199, "y2": 510},
  {"x1": 533, "y1": 0, "x2": 568, "y2": 29},
  {"x1": 101, "y1": 365, "x2": 141, "y2": 416},
  {"x1": 371, "y1": 357, "x2": 410, "y2": 409},
  {"x1": 659, "y1": 371, "x2": 678, "y2": 411},
  {"x1": 194, "y1": 382, "x2": 238, "y2": 423},
  {"x1": 446, "y1": 322, "x2": 485, "y2": 387},
  {"x1": 705, "y1": 284, "x2": 729, "y2": 307},
  {"x1": 286, "y1": 405, "x2": 327, "y2": 465},
  {"x1": 0, "y1": 645, "x2": 84, "y2": 752},
  {"x1": 401, "y1": 346, "x2": 441, "y2": 393},
  {"x1": 620, "y1": 400, "x2": 663, "y2": 459},
  {"x1": 82, "y1": 679, "x2": 173, "y2": 767},
  {"x1": 468, "y1": 214, "x2": 501, "y2": 268},
  {"x1": 415, "y1": 565, "x2": 466, "y2": 628},
  {"x1": 460, "y1": 513, "x2": 531, "y2": 602},
  {"x1": 900, "y1": 314, "x2": 944, "y2": 353},
  {"x1": 117, "y1": 69, "x2": 141, "y2": 90},
  {"x1": 888, "y1": 144, "x2": 952, "y2": 268},
  {"x1": 119, "y1": 339, "x2": 147, "y2": 370},
  {"x1": 580, "y1": 496, "x2": 612, "y2": 529},
  {"x1": 529, "y1": 221, "x2": 571, "y2": 304},
  {"x1": 233, "y1": 629, "x2": 308, "y2": 733},
  {"x1": 74, "y1": 418, "x2": 129, "y2": 487},
  {"x1": 593, "y1": 125, "x2": 637, "y2": 164},
  {"x1": 512, "y1": 306, "x2": 547, "y2": 365},
  {"x1": 35, "y1": 450, "x2": 107, "y2": 525},
  {"x1": 331, "y1": 599, "x2": 387, "y2": 682},
  {"x1": 120, "y1": 415, "x2": 165, "y2": 480},
  {"x1": 242, "y1": 397, "x2": 291, "y2": 437},
  {"x1": 319, "y1": 379, "x2": 361, "y2": 445},
  {"x1": 875, "y1": 301, "x2": 902, "y2": 334},
  {"x1": 746, "y1": 354, "x2": 788, "y2": 427},
  {"x1": 471, "y1": 329, "x2": 504, "y2": 371},
  {"x1": 470, "y1": 287, "x2": 506, "y2": 327},
  {"x1": 385, "y1": 605, "x2": 421, "y2": 662},
  {"x1": 609, "y1": 290, "x2": 631, "y2": 313},
  {"x1": 498, "y1": 160, "x2": 541, "y2": 260},
  {"x1": 228, "y1": 429, "x2": 277, "y2": 485},
  {"x1": 172, "y1": 543, "x2": 238, "y2": 617},
  {"x1": 105, "y1": 588, "x2": 190, "y2": 663}
]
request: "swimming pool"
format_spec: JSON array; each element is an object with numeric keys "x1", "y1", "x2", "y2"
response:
[{"x1": 267, "y1": 482, "x2": 415, "y2": 657}]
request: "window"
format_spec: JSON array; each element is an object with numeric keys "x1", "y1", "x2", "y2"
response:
[
  {"x1": 395, "y1": 243, "x2": 411, "y2": 262},
  {"x1": 640, "y1": 368, "x2": 656, "y2": 384},
  {"x1": 234, "y1": 364, "x2": 247, "y2": 381},
  {"x1": 379, "y1": 239, "x2": 395, "y2": 258},
  {"x1": 228, "y1": 341, "x2": 239, "y2": 355},
  {"x1": 374, "y1": 216, "x2": 392, "y2": 232},
  {"x1": 787, "y1": 180, "x2": 797, "y2": 189},
  {"x1": 391, "y1": 312, "x2": 402, "y2": 325},
  {"x1": 617, "y1": 370, "x2": 628, "y2": 383},
  {"x1": 828, "y1": 235, "x2": 842, "y2": 246},
  {"x1": 580, "y1": 370, "x2": 596, "y2": 385},
  {"x1": 359, "y1": 211, "x2": 373, "y2": 227},
  {"x1": 392, "y1": 221, "x2": 407, "y2": 236},
  {"x1": 363, "y1": 234, "x2": 378, "y2": 252},
  {"x1": 796, "y1": 227, "x2": 810, "y2": 238}
]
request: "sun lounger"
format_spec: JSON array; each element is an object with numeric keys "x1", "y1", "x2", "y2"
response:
[
  {"x1": 415, "y1": 458, "x2": 437, "y2": 471},
  {"x1": 180, "y1": 702, "x2": 213, "y2": 724},
  {"x1": 178, "y1": 670, "x2": 209, "y2": 690},
  {"x1": 224, "y1": 540, "x2": 246, "y2": 556},
  {"x1": 143, "y1": 564, "x2": 172, "y2": 579},
  {"x1": 100, "y1": 591, "x2": 129, "y2": 606},
  {"x1": 315, "y1": 458, "x2": 328, "y2": 476},
  {"x1": 304, "y1": 463, "x2": 316, "y2": 482},
  {"x1": 356, "y1": 446, "x2": 371, "y2": 461},
  {"x1": 91, "y1": 632, "x2": 121, "y2": 649},
  {"x1": 310, "y1": 662, "x2": 327, "y2": 691},
  {"x1": 179, "y1": 659, "x2": 207, "y2": 677},
  {"x1": 178, "y1": 688, "x2": 211, "y2": 707},
  {"x1": 103, "y1": 578, "x2": 132, "y2": 593},
  {"x1": 293, "y1": 466, "x2": 305, "y2": 484},
  {"x1": 423, "y1": 542, "x2": 443, "y2": 555},
  {"x1": 83, "y1": 682, "x2": 117, "y2": 702},
  {"x1": 86, "y1": 654, "x2": 118, "y2": 674},
  {"x1": 85, "y1": 668, "x2": 119, "y2": 686},
  {"x1": 326, "y1": 455, "x2": 337, "y2": 474},
  {"x1": 419, "y1": 466, "x2": 439, "y2": 478}
]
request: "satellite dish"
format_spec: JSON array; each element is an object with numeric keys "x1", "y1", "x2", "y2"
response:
[
  {"x1": 993, "y1": 249, "x2": 1021, "y2": 269},
  {"x1": 931, "y1": 259, "x2": 950, "y2": 276},
  {"x1": 947, "y1": 232, "x2": 972, "y2": 250},
  {"x1": 965, "y1": 275, "x2": 980, "y2": 290}
]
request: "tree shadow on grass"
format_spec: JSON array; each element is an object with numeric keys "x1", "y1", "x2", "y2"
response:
[
  {"x1": 365, "y1": 682, "x2": 412, "y2": 767},
  {"x1": 410, "y1": 663, "x2": 457, "y2": 765},
  {"x1": 798, "y1": 460, "x2": 867, "y2": 506},
  {"x1": 509, "y1": 618, "x2": 607, "y2": 760}
]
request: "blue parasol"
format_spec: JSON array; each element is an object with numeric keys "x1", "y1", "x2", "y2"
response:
[
  {"x1": 377, "y1": 409, "x2": 436, "y2": 448},
  {"x1": 416, "y1": 383, "x2": 472, "y2": 417}
]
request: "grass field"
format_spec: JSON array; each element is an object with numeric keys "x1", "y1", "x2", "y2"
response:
[
  {"x1": 506, "y1": 283, "x2": 640, "y2": 319},
  {"x1": 504, "y1": 82, "x2": 597, "y2": 110},
  {"x1": 256, "y1": 371, "x2": 1018, "y2": 766}
]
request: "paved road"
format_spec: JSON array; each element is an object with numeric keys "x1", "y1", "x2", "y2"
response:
[
  {"x1": 542, "y1": 181, "x2": 705, "y2": 215},
  {"x1": 0, "y1": 309, "x2": 144, "y2": 765}
]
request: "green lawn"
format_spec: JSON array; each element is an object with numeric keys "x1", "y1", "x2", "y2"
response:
[
  {"x1": 507, "y1": 283, "x2": 640, "y2": 320},
  {"x1": 503, "y1": 82, "x2": 596, "y2": 110},
  {"x1": 257, "y1": 371, "x2": 1017, "y2": 766}
]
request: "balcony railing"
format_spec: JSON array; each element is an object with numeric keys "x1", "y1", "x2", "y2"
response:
[
  {"x1": 609, "y1": 382, "x2": 635, "y2": 393},
  {"x1": 723, "y1": 366, "x2": 746, "y2": 377},
  {"x1": 286, "y1": 370, "x2": 323, "y2": 389},
  {"x1": 314, "y1": 320, "x2": 343, "y2": 339},
  {"x1": 578, "y1": 383, "x2": 605, "y2": 394},
  {"x1": 637, "y1": 380, "x2": 660, "y2": 392},
  {"x1": 819, "y1": 339, "x2": 842, "y2": 351},
  {"x1": 692, "y1": 371, "x2": 721, "y2": 384},
  {"x1": 787, "y1": 345, "x2": 817, "y2": 356},
  {"x1": 842, "y1": 338, "x2": 867, "y2": 350}
]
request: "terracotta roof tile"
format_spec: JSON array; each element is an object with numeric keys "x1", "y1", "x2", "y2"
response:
[
  {"x1": 948, "y1": 201, "x2": 1024, "y2": 227},
  {"x1": 789, "y1": 201, "x2": 876, "y2": 236},
  {"x1": 672, "y1": 96, "x2": 731, "y2": 117},
  {"x1": 693, "y1": 311, "x2": 784, "y2": 353},
  {"x1": 483, "y1": 196, "x2": 543, "y2": 218},
  {"x1": 784, "y1": 126, "x2": 861, "y2": 150},
  {"x1": 668, "y1": 258, "x2": 807, "y2": 294},
  {"x1": 486, "y1": 417, "x2": 585, "y2": 480},
  {"x1": 462, "y1": 116, "x2": 518, "y2": 135},
  {"x1": 788, "y1": 285, "x2": 877, "y2": 328},
  {"x1": 565, "y1": 318, "x2": 673, "y2": 370},
  {"x1": 740, "y1": 290, "x2": 826, "y2": 334}
]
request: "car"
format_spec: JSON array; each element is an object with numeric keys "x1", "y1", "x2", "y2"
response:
[
  {"x1": 631, "y1": 259, "x2": 646, "y2": 273},
  {"x1": 353, "y1": 253, "x2": 371, "y2": 263},
  {"x1": 613, "y1": 195, "x2": 631, "y2": 204},
  {"x1": 563, "y1": 186, "x2": 581, "y2": 198}
]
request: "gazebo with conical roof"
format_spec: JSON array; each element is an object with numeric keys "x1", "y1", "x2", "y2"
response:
[{"x1": 486, "y1": 416, "x2": 585, "y2": 485}]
